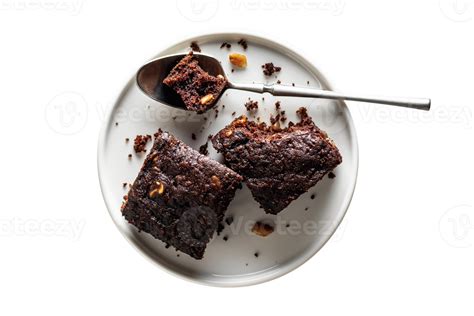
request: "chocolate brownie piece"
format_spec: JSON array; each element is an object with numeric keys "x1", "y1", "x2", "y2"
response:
[
  {"x1": 163, "y1": 52, "x2": 227, "y2": 113},
  {"x1": 212, "y1": 108, "x2": 342, "y2": 214},
  {"x1": 122, "y1": 130, "x2": 243, "y2": 259}
]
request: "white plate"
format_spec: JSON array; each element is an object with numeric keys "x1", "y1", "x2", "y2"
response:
[{"x1": 98, "y1": 32, "x2": 358, "y2": 287}]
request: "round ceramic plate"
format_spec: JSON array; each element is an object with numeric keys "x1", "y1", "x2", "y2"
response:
[{"x1": 98, "y1": 32, "x2": 358, "y2": 287}]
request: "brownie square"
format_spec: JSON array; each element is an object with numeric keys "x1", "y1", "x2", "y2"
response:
[
  {"x1": 212, "y1": 108, "x2": 342, "y2": 214},
  {"x1": 163, "y1": 52, "x2": 227, "y2": 113},
  {"x1": 122, "y1": 130, "x2": 243, "y2": 259}
]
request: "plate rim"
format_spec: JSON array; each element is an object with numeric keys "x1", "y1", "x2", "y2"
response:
[{"x1": 97, "y1": 31, "x2": 359, "y2": 287}]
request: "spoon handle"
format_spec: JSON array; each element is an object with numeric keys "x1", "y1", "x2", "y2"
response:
[{"x1": 227, "y1": 82, "x2": 431, "y2": 111}]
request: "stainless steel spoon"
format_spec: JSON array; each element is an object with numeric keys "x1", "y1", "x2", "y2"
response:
[{"x1": 137, "y1": 53, "x2": 431, "y2": 111}]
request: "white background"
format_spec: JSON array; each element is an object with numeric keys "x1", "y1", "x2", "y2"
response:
[{"x1": 1, "y1": 0, "x2": 473, "y2": 315}]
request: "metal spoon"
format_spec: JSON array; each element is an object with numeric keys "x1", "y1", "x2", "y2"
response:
[{"x1": 136, "y1": 53, "x2": 431, "y2": 111}]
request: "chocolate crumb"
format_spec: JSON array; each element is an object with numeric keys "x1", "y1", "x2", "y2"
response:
[
  {"x1": 133, "y1": 134, "x2": 152, "y2": 153},
  {"x1": 128, "y1": 154, "x2": 132, "y2": 159},
  {"x1": 190, "y1": 41, "x2": 201, "y2": 52},
  {"x1": 165, "y1": 244, "x2": 170, "y2": 249},
  {"x1": 115, "y1": 122, "x2": 118, "y2": 126},
  {"x1": 286, "y1": 223, "x2": 290, "y2": 228},
  {"x1": 125, "y1": 138, "x2": 129, "y2": 143},
  {"x1": 328, "y1": 172, "x2": 336, "y2": 179},
  {"x1": 223, "y1": 235, "x2": 228, "y2": 241},
  {"x1": 275, "y1": 101, "x2": 281, "y2": 110},
  {"x1": 217, "y1": 222, "x2": 225, "y2": 236},
  {"x1": 225, "y1": 216, "x2": 234, "y2": 225},
  {"x1": 220, "y1": 42, "x2": 232, "y2": 49},
  {"x1": 307, "y1": 80, "x2": 310, "y2": 85},
  {"x1": 262, "y1": 62, "x2": 281, "y2": 76},
  {"x1": 276, "y1": 80, "x2": 281, "y2": 84},
  {"x1": 310, "y1": 194, "x2": 316, "y2": 200},
  {"x1": 238, "y1": 39, "x2": 248, "y2": 50},
  {"x1": 231, "y1": 69, "x2": 235, "y2": 73},
  {"x1": 304, "y1": 207, "x2": 309, "y2": 211},
  {"x1": 292, "y1": 83, "x2": 295, "y2": 86},
  {"x1": 231, "y1": 111, "x2": 236, "y2": 116},
  {"x1": 122, "y1": 182, "x2": 127, "y2": 188},
  {"x1": 244, "y1": 99, "x2": 259, "y2": 111},
  {"x1": 198, "y1": 142, "x2": 209, "y2": 156},
  {"x1": 254, "y1": 252, "x2": 259, "y2": 258},
  {"x1": 191, "y1": 133, "x2": 196, "y2": 140}
]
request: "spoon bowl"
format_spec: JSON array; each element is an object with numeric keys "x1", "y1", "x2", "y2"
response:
[{"x1": 136, "y1": 53, "x2": 226, "y2": 110}]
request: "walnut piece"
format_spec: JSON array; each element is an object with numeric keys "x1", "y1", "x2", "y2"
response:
[
  {"x1": 252, "y1": 222, "x2": 274, "y2": 237},
  {"x1": 200, "y1": 94, "x2": 215, "y2": 105},
  {"x1": 229, "y1": 53, "x2": 247, "y2": 68},
  {"x1": 149, "y1": 181, "x2": 164, "y2": 198}
]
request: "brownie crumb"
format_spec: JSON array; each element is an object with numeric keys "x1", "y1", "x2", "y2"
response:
[
  {"x1": 304, "y1": 207, "x2": 309, "y2": 211},
  {"x1": 252, "y1": 222, "x2": 274, "y2": 237},
  {"x1": 328, "y1": 172, "x2": 336, "y2": 179},
  {"x1": 254, "y1": 252, "x2": 259, "y2": 258},
  {"x1": 191, "y1": 133, "x2": 196, "y2": 140},
  {"x1": 199, "y1": 142, "x2": 209, "y2": 156},
  {"x1": 275, "y1": 101, "x2": 281, "y2": 110},
  {"x1": 270, "y1": 114, "x2": 281, "y2": 126},
  {"x1": 220, "y1": 42, "x2": 231, "y2": 49},
  {"x1": 225, "y1": 216, "x2": 234, "y2": 225},
  {"x1": 125, "y1": 138, "x2": 129, "y2": 143},
  {"x1": 310, "y1": 194, "x2": 316, "y2": 200},
  {"x1": 238, "y1": 39, "x2": 248, "y2": 50},
  {"x1": 244, "y1": 99, "x2": 259, "y2": 111},
  {"x1": 128, "y1": 154, "x2": 132, "y2": 159},
  {"x1": 307, "y1": 80, "x2": 310, "y2": 85},
  {"x1": 231, "y1": 69, "x2": 235, "y2": 73},
  {"x1": 122, "y1": 182, "x2": 127, "y2": 188},
  {"x1": 217, "y1": 222, "x2": 225, "y2": 236},
  {"x1": 133, "y1": 134, "x2": 152, "y2": 153},
  {"x1": 231, "y1": 111, "x2": 236, "y2": 116},
  {"x1": 262, "y1": 62, "x2": 281, "y2": 76},
  {"x1": 223, "y1": 235, "x2": 228, "y2": 241},
  {"x1": 285, "y1": 223, "x2": 290, "y2": 228},
  {"x1": 165, "y1": 244, "x2": 170, "y2": 249},
  {"x1": 115, "y1": 122, "x2": 118, "y2": 126},
  {"x1": 190, "y1": 41, "x2": 201, "y2": 52},
  {"x1": 276, "y1": 80, "x2": 281, "y2": 84}
]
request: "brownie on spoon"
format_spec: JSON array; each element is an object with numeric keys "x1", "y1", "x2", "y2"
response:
[
  {"x1": 163, "y1": 52, "x2": 227, "y2": 113},
  {"x1": 212, "y1": 108, "x2": 342, "y2": 214},
  {"x1": 122, "y1": 130, "x2": 242, "y2": 259}
]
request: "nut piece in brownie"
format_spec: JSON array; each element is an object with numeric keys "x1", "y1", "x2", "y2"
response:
[
  {"x1": 163, "y1": 52, "x2": 227, "y2": 113},
  {"x1": 212, "y1": 108, "x2": 342, "y2": 214},
  {"x1": 122, "y1": 130, "x2": 243, "y2": 259}
]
